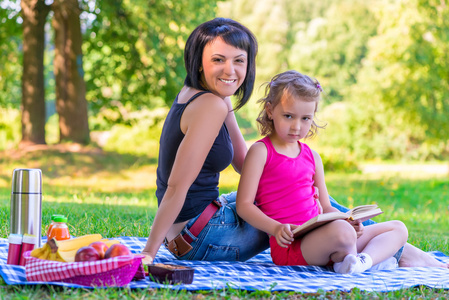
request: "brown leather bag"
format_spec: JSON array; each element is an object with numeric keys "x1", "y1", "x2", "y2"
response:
[{"x1": 165, "y1": 234, "x2": 193, "y2": 257}]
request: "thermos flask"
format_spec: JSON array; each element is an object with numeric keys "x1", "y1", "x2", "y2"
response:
[{"x1": 10, "y1": 168, "x2": 42, "y2": 248}]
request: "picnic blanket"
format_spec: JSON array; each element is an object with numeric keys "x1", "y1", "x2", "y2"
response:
[{"x1": 1, "y1": 236, "x2": 448, "y2": 292}]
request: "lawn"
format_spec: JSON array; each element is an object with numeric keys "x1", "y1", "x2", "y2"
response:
[{"x1": 0, "y1": 145, "x2": 448, "y2": 299}]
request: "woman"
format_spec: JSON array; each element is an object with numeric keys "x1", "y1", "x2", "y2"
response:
[{"x1": 141, "y1": 18, "x2": 269, "y2": 263}]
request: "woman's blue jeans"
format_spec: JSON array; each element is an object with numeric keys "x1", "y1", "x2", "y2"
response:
[
  {"x1": 173, "y1": 192, "x2": 402, "y2": 262},
  {"x1": 174, "y1": 192, "x2": 269, "y2": 261}
]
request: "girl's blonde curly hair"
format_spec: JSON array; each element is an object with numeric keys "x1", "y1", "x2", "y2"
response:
[{"x1": 256, "y1": 70, "x2": 325, "y2": 138}]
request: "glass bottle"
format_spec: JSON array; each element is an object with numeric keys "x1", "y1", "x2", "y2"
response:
[
  {"x1": 46, "y1": 214, "x2": 64, "y2": 239},
  {"x1": 48, "y1": 215, "x2": 70, "y2": 241}
]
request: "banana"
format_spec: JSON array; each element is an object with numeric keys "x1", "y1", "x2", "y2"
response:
[
  {"x1": 55, "y1": 234, "x2": 103, "y2": 251},
  {"x1": 46, "y1": 238, "x2": 67, "y2": 262},
  {"x1": 30, "y1": 244, "x2": 46, "y2": 258},
  {"x1": 56, "y1": 248, "x2": 77, "y2": 262},
  {"x1": 100, "y1": 238, "x2": 121, "y2": 248},
  {"x1": 30, "y1": 243, "x2": 50, "y2": 260}
]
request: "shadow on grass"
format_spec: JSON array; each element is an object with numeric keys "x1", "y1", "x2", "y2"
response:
[
  {"x1": 0, "y1": 144, "x2": 157, "y2": 185},
  {"x1": 0, "y1": 194, "x2": 157, "y2": 238}
]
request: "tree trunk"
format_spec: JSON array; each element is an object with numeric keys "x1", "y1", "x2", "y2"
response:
[
  {"x1": 20, "y1": 0, "x2": 50, "y2": 146},
  {"x1": 52, "y1": 0, "x2": 90, "y2": 144}
]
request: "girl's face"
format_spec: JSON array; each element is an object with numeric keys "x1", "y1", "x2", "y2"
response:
[
  {"x1": 266, "y1": 92, "x2": 316, "y2": 144},
  {"x1": 201, "y1": 37, "x2": 247, "y2": 99}
]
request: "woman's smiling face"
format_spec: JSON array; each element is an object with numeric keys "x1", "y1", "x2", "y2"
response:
[{"x1": 201, "y1": 37, "x2": 248, "y2": 99}]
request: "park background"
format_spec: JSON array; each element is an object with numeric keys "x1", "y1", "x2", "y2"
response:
[
  {"x1": 0, "y1": 0, "x2": 448, "y2": 298},
  {"x1": 1, "y1": 0, "x2": 448, "y2": 162}
]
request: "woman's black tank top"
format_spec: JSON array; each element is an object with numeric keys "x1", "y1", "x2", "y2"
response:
[{"x1": 155, "y1": 91, "x2": 233, "y2": 223}]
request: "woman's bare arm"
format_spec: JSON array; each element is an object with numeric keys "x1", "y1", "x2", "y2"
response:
[{"x1": 141, "y1": 93, "x2": 229, "y2": 261}]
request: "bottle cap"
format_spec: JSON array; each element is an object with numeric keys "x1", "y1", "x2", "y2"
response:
[
  {"x1": 51, "y1": 214, "x2": 64, "y2": 221},
  {"x1": 11, "y1": 169, "x2": 42, "y2": 194},
  {"x1": 53, "y1": 215, "x2": 68, "y2": 223},
  {"x1": 8, "y1": 233, "x2": 23, "y2": 245},
  {"x1": 22, "y1": 234, "x2": 38, "y2": 244}
]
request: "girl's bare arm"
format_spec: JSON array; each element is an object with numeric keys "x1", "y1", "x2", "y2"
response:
[
  {"x1": 223, "y1": 97, "x2": 247, "y2": 174},
  {"x1": 236, "y1": 142, "x2": 293, "y2": 247}
]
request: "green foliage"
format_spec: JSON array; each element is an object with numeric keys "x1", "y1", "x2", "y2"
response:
[
  {"x1": 0, "y1": 108, "x2": 20, "y2": 150},
  {"x1": 44, "y1": 113, "x2": 60, "y2": 145},
  {"x1": 82, "y1": 0, "x2": 218, "y2": 125},
  {"x1": 319, "y1": 147, "x2": 360, "y2": 173},
  {"x1": 1, "y1": 0, "x2": 448, "y2": 160},
  {"x1": 338, "y1": 0, "x2": 449, "y2": 160},
  {"x1": 0, "y1": 2, "x2": 22, "y2": 108},
  {"x1": 99, "y1": 107, "x2": 166, "y2": 156},
  {"x1": 222, "y1": 0, "x2": 449, "y2": 161},
  {"x1": 289, "y1": 0, "x2": 378, "y2": 103}
]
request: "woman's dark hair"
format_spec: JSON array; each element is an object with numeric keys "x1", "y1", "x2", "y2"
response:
[{"x1": 184, "y1": 18, "x2": 258, "y2": 110}]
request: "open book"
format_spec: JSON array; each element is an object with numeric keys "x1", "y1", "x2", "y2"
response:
[{"x1": 292, "y1": 204, "x2": 383, "y2": 238}]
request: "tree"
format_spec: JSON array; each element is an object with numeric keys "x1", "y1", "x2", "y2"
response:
[
  {"x1": 20, "y1": 0, "x2": 50, "y2": 145},
  {"x1": 346, "y1": 0, "x2": 449, "y2": 159},
  {"x1": 52, "y1": 0, "x2": 89, "y2": 143},
  {"x1": 4, "y1": 0, "x2": 89, "y2": 145}
]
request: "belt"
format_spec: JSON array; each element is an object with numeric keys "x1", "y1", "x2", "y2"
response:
[
  {"x1": 165, "y1": 200, "x2": 221, "y2": 257},
  {"x1": 183, "y1": 200, "x2": 221, "y2": 243}
]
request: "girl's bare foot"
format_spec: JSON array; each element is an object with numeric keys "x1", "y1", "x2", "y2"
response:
[{"x1": 399, "y1": 243, "x2": 449, "y2": 268}]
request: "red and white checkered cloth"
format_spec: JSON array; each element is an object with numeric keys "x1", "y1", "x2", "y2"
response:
[{"x1": 24, "y1": 251, "x2": 144, "y2": 282}]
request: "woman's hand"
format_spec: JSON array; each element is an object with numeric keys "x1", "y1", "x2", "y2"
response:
[
  {"x1": 274, "y1": 223, "x2": 294, "y2": 248},
  {"x1": 313, "y1": 186, "x2": 323, "y2": 214},
  {"x1": 348, "y1": 219, "x2": 364, "y2": 238},
  {"x1": 141, "y1": 252, "x2": 154, "y2": 265}
]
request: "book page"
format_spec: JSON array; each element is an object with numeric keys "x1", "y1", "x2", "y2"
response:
[
  {"x1": 292, "y1": 211, "x2": 349, "y2": 238},
  {"x1": 292, "y1": 204, "x2": 383, "y2": 238}
]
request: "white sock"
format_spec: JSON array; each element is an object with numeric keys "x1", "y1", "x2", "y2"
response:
[
  {"x1": 333, "y1": 253, "x2": 373, "y2": 274},
  {"x1": 333, "y1": 254, "x2": 358, "y2": 274},
  {"x1": 369, "y1": 256, "x2": 398, "y2": 271},
  {"x1": 352, "y1": 253, "x2": 373, "y2": 273}
]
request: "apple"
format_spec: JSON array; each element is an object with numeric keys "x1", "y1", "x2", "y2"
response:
[
  {"x1": 89, "y1": 241, "x2": 109, "y2": 259},
  {"x1": 104, "y1": 244, "x2": 132, "y2": 259},
  {"x1": 75, "y1": 246, "x2": 100, "y2": 262}
]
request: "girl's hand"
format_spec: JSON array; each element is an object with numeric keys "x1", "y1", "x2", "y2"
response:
[
  {"x1": 348, "y1": 219, "x2": 364, "y2": 238},
  {"x1": 274, "y1": 224, "x2": 294, "y2": 248}
]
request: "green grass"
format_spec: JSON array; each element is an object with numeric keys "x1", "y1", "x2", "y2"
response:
[{"x1": 0, "y1": 146, "x2": 448, "y2": 299}]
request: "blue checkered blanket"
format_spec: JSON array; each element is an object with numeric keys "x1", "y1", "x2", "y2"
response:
[{"x1": 1, "y1": 237, "x2": 448, "y2": 292}]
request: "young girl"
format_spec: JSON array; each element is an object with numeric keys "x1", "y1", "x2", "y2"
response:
[{"x1": 236, "y1": 70, "x2": 409, "y2": 273}]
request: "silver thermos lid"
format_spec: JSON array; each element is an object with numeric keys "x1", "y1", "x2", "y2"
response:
[{"x1": 11, "y1": 169, "x2": 42, "y2": 194}]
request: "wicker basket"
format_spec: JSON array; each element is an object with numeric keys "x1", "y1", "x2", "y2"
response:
[{"x1": 24, "y1": 251, "x2": 145, "y2": 287}]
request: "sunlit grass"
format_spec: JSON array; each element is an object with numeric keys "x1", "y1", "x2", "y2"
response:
[{"x1": 1, "y1": 147, "x2": 448, "y2": 298}]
